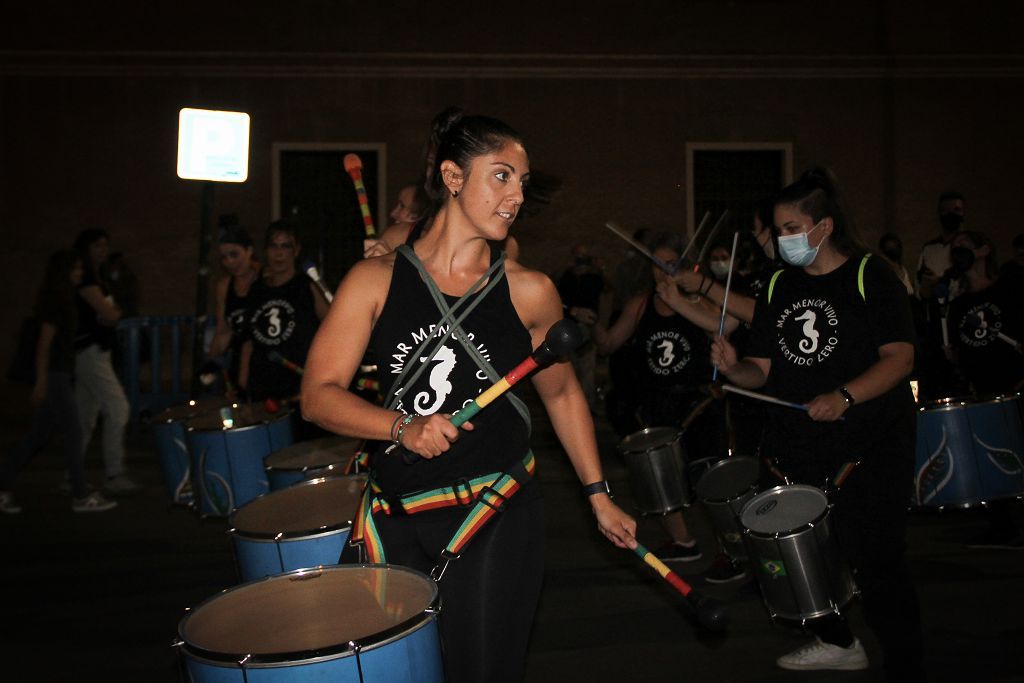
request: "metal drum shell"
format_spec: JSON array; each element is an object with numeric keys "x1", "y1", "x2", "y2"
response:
[
  {"x1": 740, "y1": 485, "x2": 856, "y2": 623},
  {"x1": 618, "y1": 427, "x2": 690, "y2": 515},
  {"x1": 228, "y1": 474, "x2": 367, "y2": 583},
  {"x1": 176, "y1": 565, "x2": 444, "y2": 682},
  {"x1": 695, "y1": 456, "x2": 762, "y2": 561},
  {"x1": 151, "y1": 398, "x2": 233, "y2": 506}
]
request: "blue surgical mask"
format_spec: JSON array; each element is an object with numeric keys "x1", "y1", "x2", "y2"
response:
[{"x1": 778, "y1": 221, "x2": 824, "y2": 267}]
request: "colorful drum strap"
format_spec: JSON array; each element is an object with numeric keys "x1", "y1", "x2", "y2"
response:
[
  {"x1": 350, "y1": 451, "x2": 537, "y2": 578},
  {"x1": 762, "y1": 457, "x2": 861, "y2": 491}
]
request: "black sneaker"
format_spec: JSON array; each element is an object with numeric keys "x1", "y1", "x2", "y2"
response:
[
  {"x1": 965, "y1": 530, "x2": 1024, "y2": 550},
  {"x1": 654, "y1": 541, "x2": 702, "y2": 563},
  {"x1": 704, "y1": 554, "x2": 747, "y2": 584}
]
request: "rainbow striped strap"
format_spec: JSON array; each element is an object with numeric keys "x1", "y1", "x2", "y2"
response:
[
  {"x1": 351, "y1": 478, "x2": 387, "y2": 563},
  {"x1": 833, "y1": 460, "x2": 860, "y2": 489}
]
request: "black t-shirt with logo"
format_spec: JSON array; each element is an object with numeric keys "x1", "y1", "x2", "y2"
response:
[
  {"x1": 747, "y1": 254, "x2": 916, "y2": 477},
  {"x1": 224, "y1": 279, "x2": 253, "y2": 382},
  {"x1": 948, "y1": 279, "x2": 1024, "y2": 396},
  {"x1": 245, "y1": 273, "x2": 319, "y2": 400},
  {"x1": 74, "y1": 269, "x2": 116, "y2": 352}
]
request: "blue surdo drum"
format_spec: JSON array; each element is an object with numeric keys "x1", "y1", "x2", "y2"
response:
[
  {"x1": 185, "y1": 404, "x2": 293, "y2": 517},
  {"x1": 151, "y1": 398, "x2": 232, "y2": 506},
  {"x1": 914, "y1": 394, "x2": 1024, "y2": 509},
  {"x1": 175, "y1": 565, "x2": 445, "y2": 682},
  {"x1": 263, "y1": 435, "x2": 364, "y2": 491},
  {"x1": 229, "y1": 474, "x2": 367, "y2": 583}
]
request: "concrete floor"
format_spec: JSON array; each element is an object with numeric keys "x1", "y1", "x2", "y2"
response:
[{"x1": 2, "y1": 392, "x2": 1023, "y2": 682}]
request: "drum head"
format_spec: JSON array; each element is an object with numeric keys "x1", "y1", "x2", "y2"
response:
[
  {"x1": 154, "y1": 397, "x2": 231, "y2": 423},
  {"x1": 694, "y1": 456, "x2": 760, "y2": 502},
  {"x1": 741, "y1": 485, "x2": 827, "y2": 534},
  {"x1": 230, "y1": 475, "x2": 367, "y2": 537},
  {"x1": 265, "y1": 435, "x2": 362, "y2": 471},
  {"x1": 186, "y1": 403, "x2": 288, "y2": 431},
  {"x1": 180, "y1": 565, "x2": 436, "y2": 658},
  {"x1": 619, "y1": 427, "x2": 681, "y2": 454}
]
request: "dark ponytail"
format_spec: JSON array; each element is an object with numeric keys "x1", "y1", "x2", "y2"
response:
[{"x1": 774, "y1": 166, "x2": 865, "y2": 257}]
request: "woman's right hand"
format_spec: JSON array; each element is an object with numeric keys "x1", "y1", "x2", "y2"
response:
[
  {"x1": 674, "y1": 268, "x2": 704, "y2": 294},
  {"x1": 398, "y1": 414, "x2": 474, "y2": 458},
  {"x1": 710, "y1": 335, "x2": 739, "y2": 375}
]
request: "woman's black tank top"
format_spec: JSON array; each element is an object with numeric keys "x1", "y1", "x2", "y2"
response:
[{"x1": 370, "y1": 247, "x2": 532, "y2": 496}]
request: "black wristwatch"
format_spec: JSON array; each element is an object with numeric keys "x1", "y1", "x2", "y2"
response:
[
  {"x1": 583, "y1": 480, "x2": 612, "y2": 498},
  {"x1": 838, "y1": 385, "x2": 856, "y2": 406}
]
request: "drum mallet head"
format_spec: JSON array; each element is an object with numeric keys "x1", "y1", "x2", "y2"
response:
[
  {"x1": 688, "y1": 592, "x2": 730, "y2": 632},
  {"x1": 531, "y1": 318, "x2": 584, "y2": 367}
]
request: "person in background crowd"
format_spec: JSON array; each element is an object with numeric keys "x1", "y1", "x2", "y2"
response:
[
  {"x1": 363, "y1": 183, "x2": 431, "y2": 257},
  {"x1": 946, "y1": 229, "x2": 1024, "y2": 550},
  {"x1": 209, "y1": 225, "x2": 261, "y2": 393},
  {"x1": 713, "y1": 167, "x2": 924, "y2": 679},
  {"x1": 0, "y1": 251, "x2": 118, "y2": 514},
  {"x1": 879, "y1": 232, "x2": 915, "y2": 295},
  {"x1": 998, "y1": 232, "x2": 1024, "y2": 292},
  {"x1": 72, "y1": 228, "x2": 137, "y2": 495},
  {"x1": 557, "y1": 244, "x2": 607, "y2": 412},
  {"x1": 914, "y1": 191, "x2": 966, "y2": 401},
  {"x1": 239, "y1": 220, "x2": 330, "y2": 441}
]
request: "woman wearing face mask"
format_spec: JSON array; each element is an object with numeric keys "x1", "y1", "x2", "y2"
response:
[{"x1": 711, "y1": 167, "x2": 924, "y2": 680}]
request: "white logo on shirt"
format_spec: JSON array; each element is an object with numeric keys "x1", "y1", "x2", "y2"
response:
[
  {"x1": 795, "y1": 310, "x2": 819, "y2": 353},
  {"x1": 414, "y1": 345, "x2": 457, "y2": 415},
  {"x1": 776, "y1": 298, "x2": 839, "y2": 367}
]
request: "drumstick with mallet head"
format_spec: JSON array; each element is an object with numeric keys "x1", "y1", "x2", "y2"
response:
[
  {"x1": 632, "y1": 542, "x2": 730, "y2": 632},
  {"x1": 401, "y1": 319, "x2": 584, "y2": 464},
  {"x1": 343, "y1": 153, "x2": 377, "y2": 237}
]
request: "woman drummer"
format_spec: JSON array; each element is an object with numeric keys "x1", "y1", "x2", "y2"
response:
[
  {"x1": 301, "y1": 111, "x2": 636, "y2": 682},
  {"x1": 712, "y1": 167, "x2": 925, "y2": 680}
]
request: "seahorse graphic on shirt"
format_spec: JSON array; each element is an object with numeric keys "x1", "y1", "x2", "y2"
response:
[
  {"x1": 414, "y1": 345, "x2": 457, "y2": 414},
  {"x1": 795, "y1": 309, "x2": 819, "y2": 354}
]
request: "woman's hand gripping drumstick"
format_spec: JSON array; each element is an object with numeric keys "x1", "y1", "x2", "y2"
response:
[{"x1": 399, "y1": 319, "x2": 585, "y2": 464}]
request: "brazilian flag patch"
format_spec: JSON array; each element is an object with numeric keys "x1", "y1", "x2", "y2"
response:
[{"x1": 762, "y1": 559, "x2": 787, "y2": 578}]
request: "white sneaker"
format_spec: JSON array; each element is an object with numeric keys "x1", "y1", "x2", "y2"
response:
[
  {"x1": 72, "y1": 491, "x2": 118, "y2": 513},
  {"x1": 776, "y1": 636, "x2": 869, "y2": 671},
  {"x1": 0, "y1": 491, "x2": 22, "y2": 514},
  {"x1": 104, "y1": 475, "x2": 139, "y2": 494}
]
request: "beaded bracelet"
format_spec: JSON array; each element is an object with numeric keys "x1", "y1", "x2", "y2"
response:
[
  {"x1": 389, "y1": 412, "x2": 405, "y2": 442},
  {"x1": 395, "y1": 414, "x2": 417, "y2": 445}
]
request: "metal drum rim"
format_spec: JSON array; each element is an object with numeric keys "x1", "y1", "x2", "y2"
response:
[
  {"x1": 617, "y1": 426, "x2": 683, "y2": 455},
  {"x1": 917, "y1": 393, "x2": 1021, "y2": 413},
  {"x1": 177, "y1": 564, "x2": 439, "y2": 666},
  {"x1": 228, "y1": 476, "x2": 362, "y2": 538},
  {"x1": 694, "y1": 455, "x2": 761, "y2": 503},
  {"x1": 740, "y1": 484, "x2": 830, "y2": 536}
]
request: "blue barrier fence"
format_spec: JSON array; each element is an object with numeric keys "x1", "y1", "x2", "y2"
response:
[{"x1": 116, "y1": 315, "x2": 198, "y2": 421}]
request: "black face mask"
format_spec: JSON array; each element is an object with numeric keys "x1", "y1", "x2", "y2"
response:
[
  {"x1": 940, "y1": 212, "x2": 964, "y2": 233},
  {"x1": 950, "y1": 246, "x2": 975, "y2": 273}
]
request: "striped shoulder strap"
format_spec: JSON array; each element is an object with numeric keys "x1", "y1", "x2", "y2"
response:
[
  {"x1": 856, "y1": 253, "x2": 872, "y2": 302},
  {"x1": 766, "y1": 269, "x2": 786, "y2": 304}
]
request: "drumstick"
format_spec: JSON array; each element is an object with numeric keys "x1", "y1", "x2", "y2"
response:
[
  {"x1": 721, "y1": 384, "x2": 808, "y2": 411},
  {"x1": 693, "y1": 209, "x2": 730, "y2": 272},
  {"x1": 712, "y1": 231, "x2": 740, "y2": 382},
  {"x1": 605, "y1": 221, "x2": 676, "y2": 275},
  {"x1": 267, "y1": 350, "x2": 304, "y2": 375},
  {"x1": 675, "y1": 210, "x2": 711, "y2": 270},
  {"x1": 632, "y1": 542, "x2": 729, "y2": 632},
  {"x1": 401, "y1": 319, "x2": 584, "y2": 464},
  {"x1": 721, "y1": 384, "x2": 847, "y2": 420},
  {"x1": 343, "y1": 153, "x2": 377, "y2": 237},
  {"x1": 303, "y1": 262, "x2": 334, "y2": 303}
]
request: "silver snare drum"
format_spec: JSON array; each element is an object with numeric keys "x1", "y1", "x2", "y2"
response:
[
  {"x1": 740, "y1": 485, "x2": 856, "y2": 623},
  {"x1": 694, "y1": 456, "x2": 761, "y2": 561},
  {"x1": 618, "y1": 427, "x2": 689, "y2": 515}
]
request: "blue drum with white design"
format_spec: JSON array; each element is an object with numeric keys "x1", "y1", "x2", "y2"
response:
[
  {"x1": 175, "y1": 565, "x2": 444, "y2": 683},
  {"x1": 185, "y1": 404, "x2": 293, "y2": 517},
  {"x1": 229, "y1": 474, "x2": 367, "y2": 583},
  {"x1": 263, "y1": 435, "x2": 364, "y2": 491},
  {"x1": 914, "y1": 394, "x2": 1024, "y2": 509},
  {"x1": 151, "y1": 398, "x2": 231, "y2": 506}
]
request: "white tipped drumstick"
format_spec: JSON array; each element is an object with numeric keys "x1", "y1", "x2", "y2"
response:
[
  {"x1": 721, "y1": 384, "x2": 809, "y2": 412},
  {"x1": 676, "y1": 210, "x2": 711, "y2": 269},
  {"x1": 304, "y1": 263, "x2": 334, "y2": 303},
  {"x1": 712, "y1": 231, "x2": 739, "y2": 382},
  {"x1": 604, "y1": 221, "x2": 676, "y2": 275}
]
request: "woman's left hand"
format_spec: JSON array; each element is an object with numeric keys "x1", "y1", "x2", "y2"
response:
[
  {"x1": 591, "y1": 495, "x2": 638, "y2": 549},
  {"x1": 806, "y1": 391, "x2": 849, "y2": 422}
]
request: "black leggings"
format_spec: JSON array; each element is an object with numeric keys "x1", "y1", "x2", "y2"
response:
[{"x1": 347, "y1": 483, "x2": 545, "y2": 683}]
